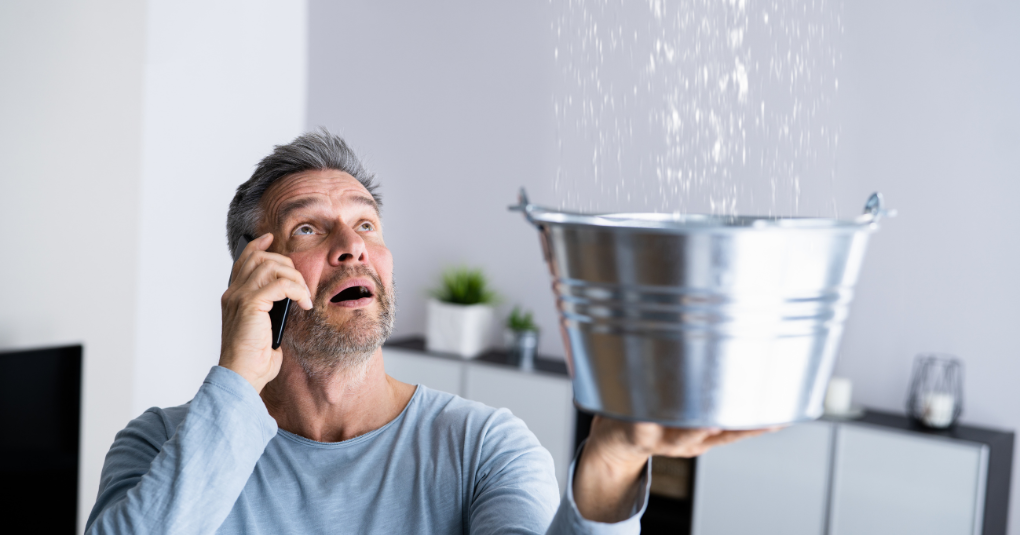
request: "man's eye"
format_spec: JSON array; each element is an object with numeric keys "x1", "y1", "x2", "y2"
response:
[
  {"x1": 294, "y1": 225, "x2": 315, "y2": 235},
  {"x1": 358, "y1": 222, "x2": 375, "y2": 232}
]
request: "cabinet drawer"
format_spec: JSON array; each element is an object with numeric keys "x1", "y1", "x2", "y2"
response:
[
  {"x1": 829, "y1": 424, "x2": 987, "y2": 535},
  {"x1": 693, "y1": 421, "x2": 834, "y2": 535}
]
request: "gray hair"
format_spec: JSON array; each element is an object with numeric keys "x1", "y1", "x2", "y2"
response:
[{"x1": 226, "y1": 128, "x2": 381, "y2": 254}]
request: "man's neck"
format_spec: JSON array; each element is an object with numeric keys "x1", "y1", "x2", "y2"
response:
[{"x1": 260, "y1": 348, "x2": 416, "y2": 442}]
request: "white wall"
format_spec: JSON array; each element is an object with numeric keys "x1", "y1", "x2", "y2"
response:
[
  {"x1": 132, "y1": 0, "x2": 308, "y2": 415},
  {"x1": 0, "y1": 2, "x2": 145, "y2": 531},
  {"x1": 309, "y1": 1, "x2": 1020, "y2": 531}
]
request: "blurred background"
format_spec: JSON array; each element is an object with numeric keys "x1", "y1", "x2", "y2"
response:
[{"x1": 1, "y1": 0, "x2": 1018, "y2": 531}]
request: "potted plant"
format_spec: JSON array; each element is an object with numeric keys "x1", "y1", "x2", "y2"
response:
[
  {"x1": 426, "y1": 267, "x2": 499, "y2": 358},
  {"x1": 506, "y1": 306, "x2": 540, "y2": 371}
]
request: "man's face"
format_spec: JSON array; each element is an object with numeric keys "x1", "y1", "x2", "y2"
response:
[{"x1": 258, "y1": 169, "x2": 395, "y2": 373}]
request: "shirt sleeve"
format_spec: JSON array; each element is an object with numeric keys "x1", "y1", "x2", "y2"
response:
[
  {"x1": 85, "y1": 366, "x2": 278, "y2": 534},
  {"x1": 466, "y1": 410, "x2": 650, "y2": 535},
  {"x1": 544, "y1": 444, "x2": 651, "y2": 535}
]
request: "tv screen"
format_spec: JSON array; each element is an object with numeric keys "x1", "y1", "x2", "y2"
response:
[{"x1": 0, "y1": 344, "x2": 82, "y2": 532}]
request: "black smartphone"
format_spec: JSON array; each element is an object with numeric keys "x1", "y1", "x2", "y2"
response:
[{"x1": 231, "y1": 235, "x2": 291, "y2": 350}]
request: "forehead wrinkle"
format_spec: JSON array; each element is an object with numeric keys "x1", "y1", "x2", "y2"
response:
[
  {"x1": 275, "y1": 196, "x2": 327, "y2": 227},
  {"x1": 268, "y1": 193, "x2": 380, "y2": 234},
  {"x1": 260, "y1": 171, "x2": 380, "y2": 231}
]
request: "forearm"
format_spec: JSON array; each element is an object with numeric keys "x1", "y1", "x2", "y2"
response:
[
  {"x1": 572, "y1": 441, "x2": 648, "y2": 523},
  {"x1": 544, "y1": 444, "x2": 650, "y2": 535},
  {"x1": 86, "y1": 366, "x2": 277, "y2": 534}
]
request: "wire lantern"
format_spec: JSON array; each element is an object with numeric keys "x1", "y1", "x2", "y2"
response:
[{"x1": 906, "y1": 354, "x2": 963, "y2": 429}]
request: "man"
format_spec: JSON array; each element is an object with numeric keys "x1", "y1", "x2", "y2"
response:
[{"x1": 86, "y1": 130, "x2": 765, "y2": 533}]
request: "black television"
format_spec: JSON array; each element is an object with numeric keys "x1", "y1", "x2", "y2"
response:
[{"x1": 0, "y1": 344, "x2": 82, "y2": 532}]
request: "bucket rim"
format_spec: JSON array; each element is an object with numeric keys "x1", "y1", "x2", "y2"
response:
[{"x1": 510, "y1": 189, "x2": 894, "y2": 233}]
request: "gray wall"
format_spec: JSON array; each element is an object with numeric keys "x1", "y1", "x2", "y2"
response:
[
  {"x1": 310, "y1": 0, "x2": 1020, "y2": 530},
  {"x1": 308, "y1": 0, "x2": 563, "y2": 356},
  {"x1": 834, "y1": 2, "x2": 1020, "y2": 527}
]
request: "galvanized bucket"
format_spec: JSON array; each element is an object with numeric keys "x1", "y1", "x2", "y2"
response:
[{"x1": 512, "y1": 191, "x2": 893, "y2": 428}]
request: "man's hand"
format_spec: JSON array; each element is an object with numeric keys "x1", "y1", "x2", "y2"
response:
[
  {"x1": 573, "y1": 415, "x2": 776, "y2": 523},
  {"x1": 220, "y1": 233, "x2": 313, "y2": 393}
]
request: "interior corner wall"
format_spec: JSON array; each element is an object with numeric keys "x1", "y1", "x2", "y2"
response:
[
  {"x1": 309, "y1": 2, "x2": 1020, "y2": 531},
  {"x1": 132, "y1": 0, "x2": 308, "y2": 416},
  {"x1": 0, "y1": 1, "x2": 146, "y2": 531}
]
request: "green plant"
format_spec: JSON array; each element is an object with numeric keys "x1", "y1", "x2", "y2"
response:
[
  {"x1": 431, "y1": 266, "x2": 498, "y2": 305},
  {"x1": 507, "y1": 306, "x2": 538, "y2": 332}
]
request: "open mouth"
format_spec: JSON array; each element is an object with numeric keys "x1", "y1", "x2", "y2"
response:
[{"x1": 330, "y1": 285, "x2": 374, "y2": 303}]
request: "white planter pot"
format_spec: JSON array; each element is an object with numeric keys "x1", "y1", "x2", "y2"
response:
[{"x1": 426, "y1": 299, "x2": 494, "y2": 358}]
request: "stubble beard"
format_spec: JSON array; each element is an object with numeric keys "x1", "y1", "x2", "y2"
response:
[{"x1": 282, "y1": 265, "x2": 396, "y2": 382}]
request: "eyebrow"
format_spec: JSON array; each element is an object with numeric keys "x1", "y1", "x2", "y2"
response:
[
  {"x1": 348, "y1": 195, "x2": 380, "y2": 214},
  {"x1": 275, "y1": 195, "x2": 380, "y2": 226}
]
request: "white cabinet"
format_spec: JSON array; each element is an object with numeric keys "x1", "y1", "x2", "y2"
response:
[
  {"x1": 829, "y1": 425, "x2": 987, "y2": 535},
  {"x1": 692, "y1": 421, "x2": 834, "y2": 535},
  {"x1": 382, "y1": 346, "x2": 575, "y2": 493},
  {"x1": 691, "y1": 413, "x2": 1010, "y2": 535},
  {"x1": 384, "y1": 347, "x2": 463, "y2": 395}
]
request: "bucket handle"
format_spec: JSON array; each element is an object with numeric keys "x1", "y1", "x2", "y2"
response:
[
  {"x1": 856, "y1": 192, "x2": 898, "y2": 224},
  {"x1": 508, "y1": 187, "x2": 539, "y2": 225}
]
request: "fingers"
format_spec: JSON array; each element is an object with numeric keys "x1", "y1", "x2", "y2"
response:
[
  {"x1": 588, "y1": 415, "x2": 785, "y2": 462},
  {"x1": 651, "y1": 426, "x2": 778, "y2": 458},
  {"x1": 242, "y1": 261, "x2": 313, "y2": 310},
  {"x1": 249, "y1": 277, "x2": 315, "y2": 312},
  {"x1": 228, "y1": 233, "x2": 313, "y2": 310},
  {"x1": 229, "y1": 233, "x2": 275, "y2": 285},
  {"x1": 700, "y1": 428, "x2": 771, "y2": 449}
]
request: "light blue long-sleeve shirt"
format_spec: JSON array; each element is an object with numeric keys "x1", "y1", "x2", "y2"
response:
[{"x1": 86, "y1": 366, "x2": 648, "y2": 534}]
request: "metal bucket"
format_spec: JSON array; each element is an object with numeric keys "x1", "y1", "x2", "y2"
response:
[{"x1": 512, "y1": 191, "x2": 893, "y2": 428}]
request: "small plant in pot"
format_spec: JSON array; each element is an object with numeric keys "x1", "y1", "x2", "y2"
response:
[
  {"x1": 426, "y1": 267, "x2": 499, "y2": 358},
  {"x1": 506, "y1": 306, "x2": 539, "y2": 371}
]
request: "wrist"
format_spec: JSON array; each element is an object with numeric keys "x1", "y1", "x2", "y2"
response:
[
  {"x1": 580, "y1": 437, "x2": 648, "y2": 483},
  {"x1": 573, "y1": 439, "x2": 648, "y2": 523},
  {"x1": 218, "y1": 355, "x2": 267, "y2": 394}
]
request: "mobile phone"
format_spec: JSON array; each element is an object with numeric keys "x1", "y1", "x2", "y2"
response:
[{"x1": 231, "y1": 235, "x2": 291, "y2": 350}]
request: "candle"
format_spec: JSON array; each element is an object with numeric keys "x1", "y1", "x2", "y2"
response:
[
  {"x1": 922, "y1": 392, "x2": 956, "y2": 428},
  {"x1": 825, "y1": 376, "x2": 853, "y2": 415}
]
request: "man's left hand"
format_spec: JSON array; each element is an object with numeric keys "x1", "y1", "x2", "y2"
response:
[{"x1": 573, "y1": 416, "x2": 777, "y2": 523}]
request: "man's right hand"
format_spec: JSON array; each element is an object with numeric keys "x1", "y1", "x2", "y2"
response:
[{"x1": 220, "y1": 233, "x2": 313, "y2": 393}]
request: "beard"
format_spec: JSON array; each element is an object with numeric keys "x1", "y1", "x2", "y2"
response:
[{"x1": 282, "y1": 265, "x2": 396, "y2": 380}]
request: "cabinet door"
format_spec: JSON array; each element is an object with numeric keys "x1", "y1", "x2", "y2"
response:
[
  {"x1": 829, "y1": 425, "x2": 987, "y2": 535},
  {"x1": 692, "y1": 420, "x2": 834, "y2": 535},
  {"x1": 464, "y1": 364, "x2": 575, "y2": 493},
  {"x1": 383, "y1": 348, "x2": 463, "y2": 396}
]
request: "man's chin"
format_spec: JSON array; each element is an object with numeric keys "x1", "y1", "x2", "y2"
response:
[{"x1": 325, "y1": 306, "x2": 380, "y2": 330}]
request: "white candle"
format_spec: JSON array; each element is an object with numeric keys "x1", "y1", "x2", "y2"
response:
[
  {"x1": 825, "y1": 376, "x2": 853, "y2": 415},
  {"x1": 922, "y1": 392, "x2": 956, "y2": 428}
]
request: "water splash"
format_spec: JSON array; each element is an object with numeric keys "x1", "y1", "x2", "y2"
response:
[{"x1": 552, "y1": 0, "x2": 843, "y2": 217}]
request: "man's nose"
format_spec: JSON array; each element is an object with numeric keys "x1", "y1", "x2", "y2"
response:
[{"x1": 329, "y1": 225, "x2": 367, "y2": 265}]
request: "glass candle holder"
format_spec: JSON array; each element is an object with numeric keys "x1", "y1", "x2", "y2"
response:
[
  {"x1": 906, "y1": 354, "x2": 963, "y2": 429},
  {"x1": 505, "y1": 329, "x2": 539, "y2": 372}
]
